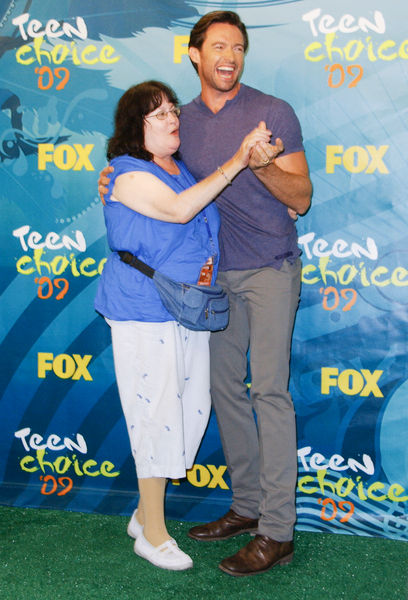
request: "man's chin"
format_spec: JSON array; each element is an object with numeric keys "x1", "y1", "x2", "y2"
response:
[{"x1": 215, "y1": 78, "x2": 240, "y2": 93}]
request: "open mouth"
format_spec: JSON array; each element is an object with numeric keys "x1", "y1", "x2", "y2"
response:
[{"x1": 217, "y1": 65, "x2": 235, "y2": 79}]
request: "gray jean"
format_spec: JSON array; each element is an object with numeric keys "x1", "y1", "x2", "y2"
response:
[{"x1": 209, "y1": 260, "x2": 301, "y2": 541}]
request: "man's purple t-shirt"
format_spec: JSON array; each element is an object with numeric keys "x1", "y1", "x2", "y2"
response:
[{"x1": 179, "y1": 84, "x2": 304, "y2": 272}]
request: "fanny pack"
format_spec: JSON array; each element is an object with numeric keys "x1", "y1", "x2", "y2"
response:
[{"x1": 118, "y1": 251, "x2": 229, "y2": 332}]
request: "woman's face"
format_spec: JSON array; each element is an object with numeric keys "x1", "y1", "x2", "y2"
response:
[{"x1": 143, "y1": 96, "x2": 180, "y2": 159}]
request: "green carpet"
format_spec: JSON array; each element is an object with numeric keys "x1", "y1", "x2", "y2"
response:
[{"x1": 0, "y1": 506, "x2": 407, "y2": 600}]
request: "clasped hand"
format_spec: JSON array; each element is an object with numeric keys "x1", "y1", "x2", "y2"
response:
[
  {"x1": 246, "y1": 123, "x2": 297, "y2": 220},
  {"x1": 249, "y1": 137, "x2": 284, "y2": 170},
  {"x1": 240, "y1": 120, "x2": 284, "y2": 170}
]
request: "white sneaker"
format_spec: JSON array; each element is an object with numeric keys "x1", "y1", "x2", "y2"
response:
[
  {"x1": 134, "y1": 532, "x2": 193, "y2": 571},
  {"x1": 127, "y1": 510, "x2": 143, "y2": 540}
]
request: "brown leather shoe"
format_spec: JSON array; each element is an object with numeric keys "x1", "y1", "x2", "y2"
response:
[
  {"x1": 218, "y1": 535, "x2": 294, "y2": 576},
  {"x1": 188, "y1": 509, "x2": 259, "y2": 541}
]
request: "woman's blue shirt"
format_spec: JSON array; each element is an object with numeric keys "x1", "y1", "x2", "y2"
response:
[{"x1": 94, "y1": 154, "x2": 220, "y2": 322}]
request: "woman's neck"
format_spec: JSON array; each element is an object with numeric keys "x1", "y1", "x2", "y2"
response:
[{"x1": 153, "y1": 155, "x2": 180, "y2": 175}]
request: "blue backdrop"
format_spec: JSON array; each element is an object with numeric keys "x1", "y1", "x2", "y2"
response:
[{"x1": 0, "y1": 0, "x2": 407, "y2": 541}]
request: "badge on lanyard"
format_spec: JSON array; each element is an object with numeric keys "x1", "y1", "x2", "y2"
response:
[{"x1": 197, "y1": 257, "x2": 213, "y2": 286}]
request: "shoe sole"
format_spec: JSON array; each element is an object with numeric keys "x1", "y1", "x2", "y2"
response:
[
  {"x1": 218, "y1": 552, "x2": 294, "y2": 577},
  {"x1": 188, "y1": 527, "x2": 258, "y2": 542}
]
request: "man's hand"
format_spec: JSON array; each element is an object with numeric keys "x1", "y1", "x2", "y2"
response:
[
  {"x1": 249, "y1": 138, "x2": 285, "y2": 170},
  {"x1": 248, "y1": 119, "x2": 311, "y2": 215},
  {"x1": 98, "y1": 165, "x2": 114, "y2": 205}
]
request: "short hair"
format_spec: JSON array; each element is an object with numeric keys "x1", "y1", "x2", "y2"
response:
[
  {"x1": 106, "y1": 80, "x2": 179, "y2": 161},
  {"x1": 188, "y1": 11, "x2": 248, "y2": 73}
]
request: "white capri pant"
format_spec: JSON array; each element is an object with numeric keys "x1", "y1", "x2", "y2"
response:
[{"x1": 106, "y1": 319, "x2": 211, "y2": 479}]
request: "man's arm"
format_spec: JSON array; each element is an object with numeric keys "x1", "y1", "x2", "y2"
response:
[{"x1": 249, "y1": 142, "x2": 312, "y2": 215}]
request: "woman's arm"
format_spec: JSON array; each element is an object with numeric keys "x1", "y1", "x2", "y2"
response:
[{"x1": 111, "y1": 123, "x2": 271, "y2": 223}]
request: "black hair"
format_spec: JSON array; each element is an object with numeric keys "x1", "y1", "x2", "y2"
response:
[{"x1": 107, "y1": 80, "x2": 179, "y2": 161}]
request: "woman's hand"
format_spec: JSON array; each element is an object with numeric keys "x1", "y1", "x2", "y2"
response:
[
  {"x1": 98, "y1": 165, "x2": 114, "y2": 205},
  {"x1": 249, "y1": 137, "x2": 285, "y2": 170},
  {"x1": 234, "y1": 121, "x2": 272, "y2": 169}
]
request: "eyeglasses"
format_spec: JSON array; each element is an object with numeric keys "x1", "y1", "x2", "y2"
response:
[{"x1": 145, "y1": 107, "x2": 181, "y2": 121}]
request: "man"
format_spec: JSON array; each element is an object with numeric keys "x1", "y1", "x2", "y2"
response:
[
  {"x1": 179, "y1": 11, "x2": 311, "y2": 576},
  {"x1": 99, "y1": 10, "x2": 311, "y2": 577}
]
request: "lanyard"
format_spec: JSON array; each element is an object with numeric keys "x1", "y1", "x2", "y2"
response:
[{"x1": 202, "y1": 209, "x2": 218, "y2": 261}]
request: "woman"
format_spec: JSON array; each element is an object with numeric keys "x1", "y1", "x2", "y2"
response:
[{"x1": 94, "y1": 80, "x2": 271, "y2": 571}]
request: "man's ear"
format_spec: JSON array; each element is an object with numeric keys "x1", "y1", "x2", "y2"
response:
[{"x1": 188, "y1": 46, "x2": 200, "y2": 68}]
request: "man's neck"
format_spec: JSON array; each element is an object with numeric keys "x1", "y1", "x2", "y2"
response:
[{"x1": 200, "y1": 83, "x2": 241, "y2": 114}]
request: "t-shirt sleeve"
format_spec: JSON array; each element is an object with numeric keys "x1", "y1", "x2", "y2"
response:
[
  {"x1": 105, "y1": 155, "x2": 150, "y2": 204},
  {"x1": 267, "y1": 99, "x2": 304, "y2": 157},
  {"x1": 110, "y1": 155, "x2": 148, "y2": 178}
]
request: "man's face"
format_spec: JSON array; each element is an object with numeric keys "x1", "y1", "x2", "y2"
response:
[{"x1": 189, "y1": 23, "x2": 245, "y2": 94}]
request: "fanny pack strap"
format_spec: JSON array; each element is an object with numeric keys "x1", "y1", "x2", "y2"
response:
[{"x1": 118, "y1": 251, "x2": 155, "y2": 279}]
